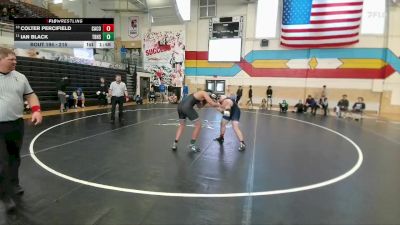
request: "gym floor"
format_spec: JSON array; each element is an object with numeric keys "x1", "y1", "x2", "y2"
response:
[{"x1": 2, "y1": 104, "x2": 400, "y2": 225}]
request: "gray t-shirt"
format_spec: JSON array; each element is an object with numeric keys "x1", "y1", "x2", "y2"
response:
[
  {"x1": 109, "y1": 81, "x2": 127, "y2": 97},
  {"x1": 0, "y1": 70, "x2": 34, "y2": 122}
]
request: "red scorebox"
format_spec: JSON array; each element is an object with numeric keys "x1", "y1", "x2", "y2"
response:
[{"x1": 102, "y1": 24, "x2": 114, "y2": 32}]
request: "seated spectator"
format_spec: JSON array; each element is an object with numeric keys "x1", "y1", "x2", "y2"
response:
[
  {"x1": 260, "y1": 98, "x2": 267, "y2": 110},
  {"x1": 73, "y1": 88, "x2": 85, "y2": 108},
  {"x1": 148, "y1": 88, "x2": 156, "y2": 103},
  {"x1": 304, "y1": 95, "x2": 318, "y2": 115},
  {"x1": 8, "y1": 7, "x2": 16, "y2": 20},
  {"x1": 352, "y1": 97, "x2": 366, "y2": 121},
  {"x1": 336, "y1": 94, "x2": 349, "y2": 118},
  {"x1": 293, "y1": 100, "x2": 304, "y2": 113},
  {"x1": 97, "y1": 77, "x2": 108, "y2": 107},
  {"x1": 279, "y1": 100, "x2": 289, "y2": 112},
  {"x1": 319, "y1": 96, "x2": 329, "y2": 116},
  {"x1": 1, "y1": 7, "x2": 8, "y2": 20},
  {"x1": 135, "y1": 95, "x2": 143, "y2": 105},
  {"x1": 66, "y1": 93, "x2": 74, "y2": 109}
]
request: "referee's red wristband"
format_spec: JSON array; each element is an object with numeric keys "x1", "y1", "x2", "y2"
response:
[{"x1": 31, "y1": 105, "x2": 41, "y2": 112}]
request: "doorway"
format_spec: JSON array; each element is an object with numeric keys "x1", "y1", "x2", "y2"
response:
[{"x1": 140, "y1": 77, "x2": 150, "y2": 98}]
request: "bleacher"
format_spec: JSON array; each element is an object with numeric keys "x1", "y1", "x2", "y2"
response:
[
  {"x1": 19, "y1": 1, "x2": 57, "y2": 18},
  {"x1": 16, "y1": 56, "x2": 127, "y2": 110},
  {"x1": 1, "y1": 0, "x2": 57, "y2": 24}
]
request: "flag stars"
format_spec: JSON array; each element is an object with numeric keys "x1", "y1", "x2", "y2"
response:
[{"x1": 282, "y1": 0, "x2": 313, "y2": 25}]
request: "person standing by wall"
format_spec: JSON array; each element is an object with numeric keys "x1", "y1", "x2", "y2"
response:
[
  {"x1": 236, "y1": 86, "x2": 243, "y2": 104},
  {"x1": 57, "y1": 76, "x2": 69, "y2": 112},
  {"x1": 321, "y1": 85, "x2": 328, "y2": 98},
  {"x1": 109, "y1": 75, "x2": 129, "y2": 123},
  {"x1": 266, "y1": 86, "x2": 273, "y2": 110},
  {"x1": 98, "y1": 77, "x2": 108, "y2": 107},
  {"x1": 246, "y1": 85, "x2": 253, "y2": 107},
  {"x1": 0, "y1": 48, "x2": 43, "y2": 212},
  {"x1": 159, "y1": 81, "x2": 166, "y2": 103}
]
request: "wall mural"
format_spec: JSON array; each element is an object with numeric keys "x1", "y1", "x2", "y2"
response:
[
  {"x1": 185, "y1": 48, "x2": 400, "y2": 79},
  {"x1": 143, "y1": 31, "x2": 185, "y2": 87}
]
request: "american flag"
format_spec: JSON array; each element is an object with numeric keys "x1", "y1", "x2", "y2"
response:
[{"x1": 281, "y1": 0, "x2": 364, "y2": 48}]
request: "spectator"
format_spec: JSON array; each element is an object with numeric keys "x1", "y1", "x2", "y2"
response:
[
  {"x1": 266, "y1": 86, "x2": 273, "y2": 110},
  {"x1": 321, "y1": 85, "x2": 328, "y2": 98},
  {"x1": 120, "y1": 45, "x2": 127, "y2": 63},
  {"x1": 304, "y1": 95, "x2": 318, "y2": 115},
  {"x1": 66, "y1": 92, "x2": 74, "y2": 109},
  {"x1": 336, "y1": 94, "x2": 349, "y2": 118},
  {"x1": 98, "y1": 77, "x2": 108, "y2": 107},
  {"x1": 159, "y1": 81, "x2": 166, "y2": 103},
  {"x1": 293, "y1": 100, "x2": 304, "y2": 113},
  {"x1": 182, "y1": 85, "x2": 189, "y2": 99},
  {"x1": 57, "y1": 76, "x2": 69, "y2": 112},
  {"x1": 8, "y1": 7, "x2": 16, "y2": 20},
  {"x1": 72, "y1": 88, "x2": 85, "y2": 108},
  {"x1": 1, "y1": 7, "x2": 8, "y2": 20},
  {"x1": 135, "y1": 95, "x2": 143, "y2": 105},
  {"x1": 236, "y1": 86, "x2": 243, "y2": 103},
  {"x1": 279, "y1": 100, "x2": 289, "y2": 112},
  {"x1": 319, "y1": 96, "x2": 329, "y2": 116},
  {"x1": 260, "y1": 98, "x2": 267, "y2": 110},
  {"x1": 352, "y1": 97, "x2": 366, "y2": 121},
  {"x1": 246, "y1": 85, "x2": 253, "y2": 107},
  {"x1": 149, "y1": 88, "x2": 156, "y2": 103}
]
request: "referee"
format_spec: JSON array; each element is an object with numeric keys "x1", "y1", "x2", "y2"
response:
[
  {"x1": 109, "y1": 74, "x2": 129, "y2": 123},
  {"x1": 0, "y1": 48, "x2": 42, "y2": 212}
]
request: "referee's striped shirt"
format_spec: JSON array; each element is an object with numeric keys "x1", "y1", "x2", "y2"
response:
[{"x1": 0, "y1": 70, "x2": 34, "y2": 122}]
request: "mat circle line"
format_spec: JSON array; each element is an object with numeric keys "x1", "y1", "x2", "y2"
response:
[{"x1": 29, "y1": 108, "x2": 363, "y2": 198}]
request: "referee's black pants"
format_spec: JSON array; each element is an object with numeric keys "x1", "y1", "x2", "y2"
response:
[
  {"x1": 0, "y1": 119, "x2": 24, "y2": 199},
  {"x1": 111, "y1": 96, "x2": 124, "y2": 121}
]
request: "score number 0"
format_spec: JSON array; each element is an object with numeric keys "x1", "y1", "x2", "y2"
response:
[{"x1": 103, "y1": 24, "x2": 114, "y2": 32}]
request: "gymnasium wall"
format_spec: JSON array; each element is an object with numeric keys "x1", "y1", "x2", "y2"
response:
[
  {"x1": 184, "y1": 0, "x2": 400, "y2": 115},
  {"x1": 5, "y1": 0, "x2": 399, "y2": 115}
]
